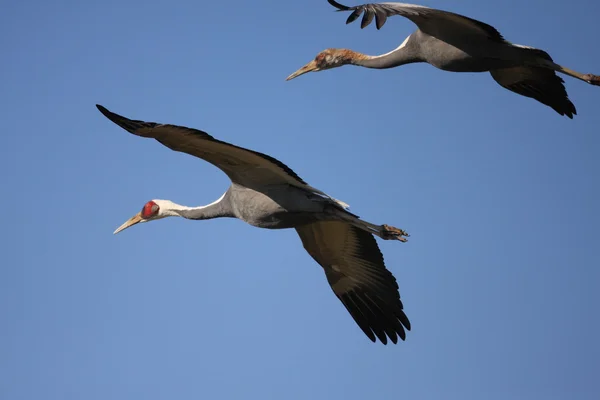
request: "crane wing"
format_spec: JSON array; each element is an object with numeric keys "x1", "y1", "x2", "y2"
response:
[
  {"x1": 96, "y1": 105, "x2": 348, "y2": 208},
  {"x1": 296, "y1": 221, "x2": 410, "y2": 344},
  {"x1": 328, "y1": 0, "x2": 506, "y2": 43},
  {"x1": 490, "y1": 66, "x2": 576, "y2": 118}
]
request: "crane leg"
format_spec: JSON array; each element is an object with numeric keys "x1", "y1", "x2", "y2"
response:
[
  {"x1": 583, "y1": 74, "x2": 600, "y2": 86},
  {"x1": 381, "y1": 225, "x2": 410, "y2": 242},
  {"x1": 542, "y1": 61, "x2": 600, "y2": 86},
  {"x1": 347, "y1": 217, "x2": 409, "y2": 242}
]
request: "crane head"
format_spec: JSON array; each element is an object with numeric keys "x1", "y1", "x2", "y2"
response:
[
  {"x1": 286, "y1": 49, "x2": 355, "y2": 81},
  {"x1": 113, "y1": 200, "x2": 168, "y2": 234}
]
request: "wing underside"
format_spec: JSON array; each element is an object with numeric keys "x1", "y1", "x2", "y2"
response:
[{"x1": 296, "y1": 221, "x2": 410, "y2": 344}]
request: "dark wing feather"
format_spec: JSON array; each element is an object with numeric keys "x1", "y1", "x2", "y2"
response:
[
  {"x1": 96, "y1": 104, "x2": 310, "y2": 188},
  {"x1": 296, "y1": 221, "x2": 410, "y2": 344},
  {"x1": 490, "y1": 67, "x2": 576, "y2": 118},
  {"x1": 374, "y1": 7, "x2": 388, "y2": 29},
  {"x1": 328, "y1": 0, "x2": 506, "y2": 43}
]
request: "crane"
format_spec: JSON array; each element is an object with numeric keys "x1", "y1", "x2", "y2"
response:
[
  {"x1": 97, "y1": 104, "x2": 411, "y2": 344},
  {"x1": 287, "y1": 0, "x2": 600, "y2": 118}
]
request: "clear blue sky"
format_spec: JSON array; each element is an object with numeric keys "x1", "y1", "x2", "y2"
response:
[{"x1": 1, "y1": 0, "x2": 599, "y2": 398}]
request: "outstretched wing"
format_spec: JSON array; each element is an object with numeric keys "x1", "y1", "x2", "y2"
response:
[
  {"x1": 296, "y1": 221, "x2": 410, "y2": 344},
  {"x1": 97, "y1": 105, "x2": 348, "y2": 207},
  {"x1": 490, "y1": 67, "x2": 577, "y2": 118},
  {"x1": 328, "y1": 0, "x2": 506, "y2": 43}
]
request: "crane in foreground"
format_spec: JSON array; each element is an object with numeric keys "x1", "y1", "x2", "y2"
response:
[
  {"x1": 287, "y1": 0, "x2": 600, "y2": 118},
  {"x1": 97, "y1": 104, "x2": 411, "y2": 344}
]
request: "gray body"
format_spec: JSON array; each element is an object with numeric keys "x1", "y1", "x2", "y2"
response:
[
  {"x1": 227, "y1": 183, "x2": 348, "y2": 229},
  {"x1": 194, "y1": 183, "x2": 352, "y2": 229},
  {"x1": 394, "y1": 30, "x2": 518, "y2": 73},
  {"x1": 97, "y1": 104, "x2": 410, "y2": 345}
]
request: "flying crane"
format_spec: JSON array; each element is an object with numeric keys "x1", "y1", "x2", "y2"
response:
[
  {"x1": 287, "y1": 0, "x2": 600, "y2": 118},
  {"x1": 97, "y1": 104, "x2": 411, "y2": 344}
]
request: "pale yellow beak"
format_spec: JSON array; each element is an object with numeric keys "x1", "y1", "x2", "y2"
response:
[
  {"x1": 113, "y1": 212, "x2": 143, "y2": 235},
  {"x1": 286, "y1": 60, "x2": 319, "y2": 81}
]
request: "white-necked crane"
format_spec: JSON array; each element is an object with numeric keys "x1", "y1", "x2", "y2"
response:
[
  {"x1": 287, "y1": 0, "x2": 600, "y2": 118},
  {"x1": 97, "y1": 104, "x2": 411, "y2": 344}
]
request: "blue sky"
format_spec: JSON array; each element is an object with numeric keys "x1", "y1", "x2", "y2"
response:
[{"x1": 1, "y1": 0, "x2": 599, "y2": 398}]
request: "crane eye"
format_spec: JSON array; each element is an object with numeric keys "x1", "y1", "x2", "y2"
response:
[{"x1": 141, "y1": 201, "x2": 160, "y2": 219}]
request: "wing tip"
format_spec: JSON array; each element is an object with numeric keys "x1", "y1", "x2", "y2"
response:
[
  {"x1": 96, "y1": 103, "x2": 121, "y2": 123},
  {"x1": 341, "y1": 290, "x2": 411, "y2": 345},
  {"x1": 95, "y1": 104, "x2": 145, "y2": 135},
  {"x1": 96, "y1": 103, "x2": 128, "y2": 129},
  {"x1": 96, "y1": 103, "x2": 110, "y2": 116},
  {"x1": 328, "y1": 0, "x2": 351, "y2": 11}
]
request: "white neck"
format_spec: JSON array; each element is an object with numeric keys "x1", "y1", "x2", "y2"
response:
[{"x1": 153, "y1": 193, "x2": 232, "y2": 221}]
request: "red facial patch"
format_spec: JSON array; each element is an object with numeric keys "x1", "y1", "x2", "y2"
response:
[{"x1": 141, "y1": 201, "x2": 159, "y2": 219}]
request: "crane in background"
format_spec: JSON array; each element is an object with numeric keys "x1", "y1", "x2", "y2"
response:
[{"x1": 287, "y1": 0, "x2": 600, "y2": 118}]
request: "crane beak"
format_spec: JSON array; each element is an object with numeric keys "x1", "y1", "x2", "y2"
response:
[
  {"x1": 113, "y1": 212, "x2": 143, "y2": 235},
  {"x1": 286, "y1": 60, "x2": 319, "y2": 81}
]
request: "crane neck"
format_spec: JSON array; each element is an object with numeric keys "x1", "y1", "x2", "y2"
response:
[
  {"x1": 162, "y1": 193, "x2": 234, "y2": 221},
  {"x1": 346, "y1": 36, "x2": 422, "y2": 69}
]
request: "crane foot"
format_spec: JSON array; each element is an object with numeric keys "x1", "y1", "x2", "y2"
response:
[
  {"x1": 583, "y1": 73, "x2": 600, "y2": 86},
  {"x1": 382, "y1": 225, "x2": 409, "y2": 242}
]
